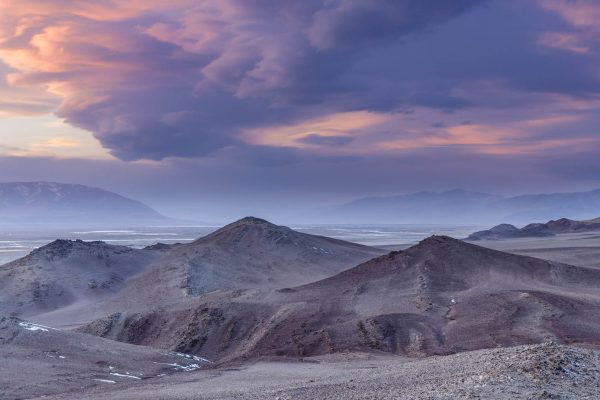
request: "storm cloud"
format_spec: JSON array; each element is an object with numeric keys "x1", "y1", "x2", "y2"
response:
[{"x1": 0, "y1": 0, "x2": 493, "y2": 160}]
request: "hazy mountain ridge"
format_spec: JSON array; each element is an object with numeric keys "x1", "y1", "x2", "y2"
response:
[
  {"x1": 467, "y1": 217, "x2": 600, "y2": 240},
  {"x1": 331, "y1": 188, "x2": 600, "y2": 224},
  {"x1": 0, "y1": 181, "x2": 170, "y2": 227}
]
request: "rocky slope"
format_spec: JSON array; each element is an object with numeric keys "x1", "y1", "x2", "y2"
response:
[
  {"x1": 3, "y1": 217, "x2": 383, "y2": 326},
  {"x1": 0, "y1": 316, "x2": 211, "y2": 400},
  {"x1": 105, "y1": 217, "x2": 385, "y2": 310},
  {"x1": 81, "y1": 236, "x2": 600, "y2": 363},
  {"x1": 0, "y1": 240, "x2": 160, "y2": 318},
  {"x1": 467, "y1": 217, "x2": 600, "y2": 240},
  {"x1": 39, "y1": 342, "x2": 600, "y2": 400}
]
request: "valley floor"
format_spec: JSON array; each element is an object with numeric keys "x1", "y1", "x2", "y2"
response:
[{"x1": 35, "y1": 343, "x2": 600, "y2": 400}]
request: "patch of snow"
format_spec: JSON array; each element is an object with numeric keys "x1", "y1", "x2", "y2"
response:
[
  {"x1": 179, "y1": 363, "x2": 201, "y2": 371},
  {"x1": 110, "y1": 373, "x2": 141, "y2": 380},
  {"x1": 18, "y1": 322, "x2": 55, "y2": 332},
  {"x1": 174, "y1": 352, "x2": 212, "y2": 363},
  {"x1": 93, "y1": 379, "x2": 116, "y2": 384},
  {"x1": 153, "y1": 361, "x2": 202, "y2": 372},
  {"x1": 450, "y1": 298, "x2": 456, "y2": 304},
  {"x1": 58, "y1": 355, "x2": 66, "y2": 359}
]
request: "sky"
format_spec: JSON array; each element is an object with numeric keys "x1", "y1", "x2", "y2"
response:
[{"x1": 1, "y1": 0, "x2": 600, "y2": 221}]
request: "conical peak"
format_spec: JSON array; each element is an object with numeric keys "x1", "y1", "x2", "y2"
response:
[
  {"x1": 231, "y1": 216, "x2": 273, "y2": 226},
  {"x1": 194, "y1": 216, "x2": 288, "y2": 244},
  {"x1": 213, "y1": 216, "x2": 280, "y2": 233},
  {"x1": 416, "y1": 235, "x2": 461, "y2": 247},
  {"x1": 30, "y1": 239, "x2": 117, "y2": 260},
  {"x1": 36, "y1": 239, "x2": 80, "y2": 253}
]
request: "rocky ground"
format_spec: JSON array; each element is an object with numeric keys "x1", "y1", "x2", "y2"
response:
[
  {"x1": 0, "y1": 317, "x2": 211, "y2": 400},
  {"x1": 35, "y1": 342, "x2": 600, "y2": 399}
]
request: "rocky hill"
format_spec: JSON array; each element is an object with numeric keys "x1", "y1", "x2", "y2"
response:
[
  {"x1": 467, "y1": 217, "x2": 600, "y2": 240},
  {"x1": 0, "y1": 240, "x2": 160, "y2": 317},
  {"x1": 107, "y1": 217, "x2": 385, "y2": 310},
  {"x1": 81, "y1": 236, "x2": 600, "y2": 362},
  {"x1": 3, "y1": 217, "x2": 384, "y2": 325}
]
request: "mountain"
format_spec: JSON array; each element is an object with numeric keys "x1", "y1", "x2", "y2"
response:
[
  {"x1": 179, "y1": 216, "x2": 385, "y2": 295},
  {"x1": 467, "y1": 217, "x2": 600, "y2": 240},
  {"x1": 329, "y1": 188, "x2": 600, "y2": 224},
  {"x1": 0, "y1": 181, "x2": 170, "y2": 227},
  {"x1": 329, "y1": 189, "x2": 500, "y2": 224},
  {"x1": 98, "y1": 217, "x2": 385, "y2": 311},
  {"x1": 0, "y1": 316, "x2": 210, "y2": 400},
  {"x1": 81, "y1": 236, "x2": 600, "y2": 362},
  {"x1": 499, "y1": 189, "x2": 600, "y2": 221},
  {"x1": 4, "y1": 217, "x2": 384, "y2": 325},
  {"x1": 0, "y1": 240, "x2": 160, "y2": 318}
]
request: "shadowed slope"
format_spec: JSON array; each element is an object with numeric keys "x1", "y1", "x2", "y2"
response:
[{"x1": 0, "y1": 316, "x2": 210, "y2": 400}]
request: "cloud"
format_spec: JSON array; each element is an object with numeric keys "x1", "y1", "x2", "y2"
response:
[
  {"x1": 0, "y1": 0, "x2": 599, "y2": 167},
  {"x1": 0, "y1": 63, "x2": 58, "y2": 116},
  {"x1": 296, "y1": 134, "x2": 355, "y2": 147},
  {"x1": 0, "y1": 0, "x2": 488, "y2": 161},
  {"x1": 307, "y1": 0, "x2": 484, "y2": 50},
  {"x1": 537, "y1": 32, "x2": 591, "y2": 54}
]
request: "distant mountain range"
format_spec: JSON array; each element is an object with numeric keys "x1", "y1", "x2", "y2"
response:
[
  {"x1": 0, "y1": 181, "x2": 172, "y2": 227},
  {"x1": 466, "y1": 217, "x2": 600, "y2": 241},
  {"x1": 328, "y1": 188, "x2": 600, "y2": 224}
]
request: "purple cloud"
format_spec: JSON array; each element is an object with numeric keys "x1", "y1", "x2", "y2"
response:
[
  {"x1": 0, "y1": 0, "x2": 599, "y2": 169},
  {"x1": 0, "y1": 0, "x2": 490, "y2": 160}
]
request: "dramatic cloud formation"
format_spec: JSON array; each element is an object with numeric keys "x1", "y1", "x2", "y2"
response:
[
  {"x1": 1, "y1": 0, "x2": 600, "y2": 216},
  {"x1": 0, "y1": 0, "x2": 490, "y2": 160}
]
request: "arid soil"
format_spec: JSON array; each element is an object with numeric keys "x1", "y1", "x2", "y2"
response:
[
  {"x1": 0, "y1": 316, "x2": 211, "y2": 400},
  {"x1": 32, "y1": 343, "x2": 600, "y2": 400}
]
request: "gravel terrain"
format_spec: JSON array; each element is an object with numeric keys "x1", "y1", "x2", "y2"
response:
[
  {"x1": 37, "y1": 343, "x2": 600, "y2": 400},
  {"x1": 0, "y1": 316, "x2": 211, "y2": 400}
]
